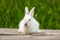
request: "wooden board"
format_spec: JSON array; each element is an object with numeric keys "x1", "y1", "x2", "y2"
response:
[{"x1": 0, "y1": 28, "x2": 60, "y2": 40}]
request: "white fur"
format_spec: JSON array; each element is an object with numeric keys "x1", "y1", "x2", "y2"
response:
[
  {"x1": 27, "y1": 18, "x2": 40, "y2": 33},
  {"x1": 18, "y1": 7, "x2": 40, "y2": 34}
]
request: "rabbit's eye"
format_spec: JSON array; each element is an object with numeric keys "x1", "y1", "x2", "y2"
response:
[{"x1": 29, "y1": 19, "x2": 31, "y2": 21}]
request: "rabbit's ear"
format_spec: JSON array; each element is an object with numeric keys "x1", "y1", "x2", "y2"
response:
[
  {"x1": 29, "y1": 7, "x2": 35, "y2": 17},
  {"x1": 25, "y1": 7, "x2": 29, "y2": 15}
]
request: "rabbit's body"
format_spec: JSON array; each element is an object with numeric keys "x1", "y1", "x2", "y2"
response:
[
  {"x1": 18, "y1": 7, "x2": 40, "y2": 34},
  {"x1": 27, "y1": 18, "x2": 40, "y2": 33}
]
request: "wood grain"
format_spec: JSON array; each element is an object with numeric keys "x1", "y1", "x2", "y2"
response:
[{"x1": 0, "y1": 28, "x2": 60, "y2": 40}]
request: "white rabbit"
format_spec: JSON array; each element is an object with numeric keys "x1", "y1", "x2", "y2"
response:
[{"x1": 18, "y1": 7, "x2": 40, "y2": 34}]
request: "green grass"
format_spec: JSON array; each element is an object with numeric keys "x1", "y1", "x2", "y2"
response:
[{"x1": 0, "y1": 0, "x2": 60, "y2": 29}]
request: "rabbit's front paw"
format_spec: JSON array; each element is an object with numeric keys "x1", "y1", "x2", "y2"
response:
[
  {"x1": 18, "y1": 30, "x2": 21, "y2": 33},
  {"x1": 24, "y1": 32, "x2": 30, "y2": 35}
]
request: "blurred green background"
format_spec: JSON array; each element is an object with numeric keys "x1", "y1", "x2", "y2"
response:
[{"x1": 0, "y1": 0, "x2": 60, "y2": 29}]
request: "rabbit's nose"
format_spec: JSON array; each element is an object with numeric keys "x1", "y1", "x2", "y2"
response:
[{"x1": 25, "y1": 23, "x2": 27, "y2": 26}]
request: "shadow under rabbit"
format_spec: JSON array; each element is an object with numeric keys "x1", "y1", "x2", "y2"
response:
[{"x1": 18, "y1": 31, "x2": 54, "y2": 36}]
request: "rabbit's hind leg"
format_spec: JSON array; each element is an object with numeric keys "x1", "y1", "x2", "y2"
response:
[{"x1": 37, "y1": 29, "x2": 42, "y2": 32}]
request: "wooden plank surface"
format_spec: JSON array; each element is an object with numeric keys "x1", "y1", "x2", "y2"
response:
[{"x1": 0, "y1": 28, "x2": 60, "y2": 40}]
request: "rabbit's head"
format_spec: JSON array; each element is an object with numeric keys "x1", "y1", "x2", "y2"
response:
[{"x1": 23, "y1": 7, "x2": 35, "y2": 22}]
